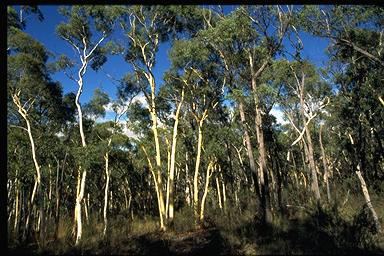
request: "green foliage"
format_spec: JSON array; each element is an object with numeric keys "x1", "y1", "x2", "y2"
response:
[{"x1": 84, "y1": 88, "x2": 110, "y2": 119}]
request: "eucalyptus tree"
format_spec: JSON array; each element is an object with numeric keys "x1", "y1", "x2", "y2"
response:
[
  {"x1": 119, "y1": 6, "x2": 175, "y2": 229},
  {"x1": 279, "y1": 60, "x2": 330, "y2": 203},
  {"x1": 53, "y1": 5, "x2": 121, "y2": 244},
  {"x1": 159, "y1": 71, "x2": 189, "y2": 225},
  {"x1": 196, "y1": 8, "x2": 262, "y2": 203},
  {"x1": 298, "y1": 5, "x2": 384, "y2": 69},
  {"x1": 7, "y1": 5, "x2": 44, "y2": 52},
  {"x1": 238, "y1": 5, "x2": 296, "y2": 223},
  {"x1": 119, "y1": 5, "x2": 205, "y2": 230},
  {"x1": 8, "y1": 33, "x2": 47, "y2": 236},
  {"x1": 196, "y1": 5, "x2": 294, "y2": 223},
  {"x1": 7, "y1": 7, "x2": 73, "y2": 242},
  {"x1": 169, "y1": 33, "x2": 225, "y2": 226},
  {"x1": 83, "y1": 88, "x2": 112, "y2": 235},
  {"x1": 299, "y1": 5, "x2": 383, "y2": 232}
]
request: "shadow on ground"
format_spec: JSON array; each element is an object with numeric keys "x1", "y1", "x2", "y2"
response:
[
  {"x1": 233, "y1": 206, "x2": 384, "y2": 255},
  {"x1": 110, "y1": 227, "x2": 231, "y2": 256}
]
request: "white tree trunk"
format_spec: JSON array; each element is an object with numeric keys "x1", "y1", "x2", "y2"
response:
[
  {"x1": 103, "y1": 152, "x2": 110, "y2": 236},
  {"x1": 356, "y1": 169, "x2": 381, "y2": 233},
  {"x1": 200, "y1": 161, "x2": 214, "y2": 222},
  {"x1": 165, "y1": 137, "x2": 171, "y2": 219},
  {"x1": 221, "y1": 172, "x2": 227, "y2": 212},
  {"x1": 168, "y1": 88, "x2": 184, "y2": 222},
  {"x1": 194, "y1": 121, "x2": 204, "y2": 225},
  {"x1": 215, "y1": 176, "x2": 222, "y2": 210},
  {"x1": 14, "y1": 171, "x2": 19, "y2": 234},
  {"x1": 75, "y1": 169, "x2": 86, "y2": 245},
  {"x1": 142, "y1": 145, "x2": 165, "y2": 230}
]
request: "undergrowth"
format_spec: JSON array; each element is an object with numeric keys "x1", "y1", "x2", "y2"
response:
[{"x1": 8, "y1": 192, "x2": 384, "y2": 255}]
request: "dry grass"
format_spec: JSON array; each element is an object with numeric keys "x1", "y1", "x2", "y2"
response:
[{"x1": 8, "y1": 188, "x2": 384, "y2": 255}]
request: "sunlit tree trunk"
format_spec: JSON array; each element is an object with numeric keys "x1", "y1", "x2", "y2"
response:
[
  {"x1": 103, "y1": 139, "x2": 111, "y2": 236},
  {"x1": 12, "y1": 92, "x2": 42, "y2": 241},
  {"x1": 216, "y1": 175, "x2": 223, "y2": 210},
  {"x1": 168, "y1": 88, "x2": 185, "y2": 225},
  {"x1": 348, "y1": 133, "x2": 382, "y2": 233},
  {"x1": 221, "y1": 172, "x2": 227, "y2": 212},
  {"x1": 193, "y1": 119, "x2": 205, "y2": 226},
  {"x1": 165, "y1": 137, "x2": 171, "y2": 219},
  {"x1": 74, "y1": 59, "x2": 88, "y2": 244},
  {"x1": 185, "y1": 152, "x2": 192, "y2": 207},
  {"x1": 142, "y1": 145, "x2": 165, "y2": 230},
  {"x1": 200, "y1": 160, "x2": 215, "y2": 223},
  {"x1": 54, "y1": 153, "x2": 65, "y2": 240},
  {"x1": 74, "y1": 168, "x2": 86, "y2": 245},
  {"x1": 192, "y1": 106, "x2": 210, "y2": 227},
  {"x1": 355, "y1": 170, "x2": 381, "y2": 233},
  {"x1": 58, "y1": 30, "x2": 106, "y2": 245},
  {"x1": 14, "y1": 171, "x2": 20, "y2": 239},
  {"x1": 145, "y1": 72, "x2": 167, "y2": 230}
]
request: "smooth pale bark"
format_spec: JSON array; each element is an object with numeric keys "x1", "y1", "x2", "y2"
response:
[
  {"x1": 14, "y1": 174, "x2": 20, "y2": 238},
  {"x1": 12, "y1": 93, "x2": 41, "y2": 206},
  {"x1": 48, "y1": 164, "x2": 52, "y2": 219},
  {"x1": 165, "y1": 137, "x2": 171, "y2": 218},
  {"x1": 13, "y1": 171, "x2": 19, "y2": 228},
  {"x1": 348, "y1": 133, "x2": 381, "y2": 233},
  {"x1": 319, "y1": 124, "x2": 331, "y2": 203},
  {"x1": 147, "y1": 74, "x2": 166, "y2": 230},
  {"x1": 168, "y1": 88, "x2": 185, "y2": 223},
  {"x1": 200, "y1": 161, "x2": 214, "y2": 222},
  {"x1": 75, "y1": 169, "x2": 86, "y2": 245},
  {"x1": 54, "y1": 153, "x2": 65, "y2": 240},
  {"x1": 238, "y1": 100, "x2": 261, "y2": 198},
  {"x1": 142, "y1": 145, "x2": 165, "y2": 230},
  {"x1": 103, "y1": 150, "x2": 110, "y2": 236},
  {"x1": 185, "y1": 152, "x2": 192, "y2": 207},
  {"x1": 193, "y1": 116, "x2": 207, "y2": 226},
  {"x1": 297, "y1": 72, "x2": 321, "y2": 202},
  {"x1": 303, "y1": 120, "x2": 320, "y2": 201},
  {"x1": 59, "y1": 31, "x2": 105, "y2": 245},
  {"x1": 216, "y1": 176, "x2": 223, "y2": 210},
  {"x1": 221, "y1": 172, "x2": 227, "y2": 212},
  {"x1": 193, "y1": 122, "x2": 203, "y2": 224},
  {"x1": 127, "y1": 17, "x2": 166, "y2": 228},
  {"x1": 214, "y1": 42, "x2": 261, "y2": 203},
  {"x1": 356, "y1": 170, "x2": 382, "y2": 233},
  {"x1": 249, "y1": 54, "x2": 272, "y2": 224},
  {"x1": 73, "y1": 58, "x2": 88, "y2": 246},
  {"x1": 12, "y1": 92, "x2": 42, "y2": 240}
]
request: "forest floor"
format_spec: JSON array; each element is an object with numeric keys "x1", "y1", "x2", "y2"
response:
[
  {"x1": 9, "y1": 227, "x2": 231, "y2": 255},
  {"x1": 8, "y1": 217, "x2": 384, "y2": 255},
  {"x1": 8, "y1": 193, "x2": 384, "y2": 255}
]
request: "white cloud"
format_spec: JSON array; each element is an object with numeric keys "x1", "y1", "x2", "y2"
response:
[
  {"x1": 270, "y1": 105, "x2": 289, "y2": 125},
  {"x1": 121, "y1": 124, "x2": 139, "y2": 140},
  {"x1": 132, "y1": 93, "x2": 148, "y2": 108},
  {"x1": 104, "y1": 93, "x2": 149, "y2": 114}
]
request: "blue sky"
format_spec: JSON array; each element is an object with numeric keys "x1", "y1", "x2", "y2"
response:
[{"x1": 18, "y1": 5, "x2": 330, "y2": 124}]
